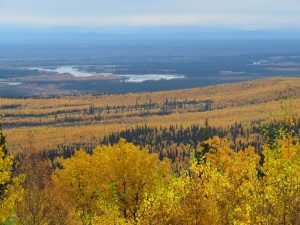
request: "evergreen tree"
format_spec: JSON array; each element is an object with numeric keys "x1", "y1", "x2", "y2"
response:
[{"x1": 0, "y1": 124, "x2": 7, "y2": 157}]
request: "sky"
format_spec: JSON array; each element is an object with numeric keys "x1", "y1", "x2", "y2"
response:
[{"x1": 0, "y1": 0, "x2": 300, "y2": 29}]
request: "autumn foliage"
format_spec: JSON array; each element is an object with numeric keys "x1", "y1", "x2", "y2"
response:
[
  {"x1": 50, "y1": 129, "x2": 300, "y2": 225},
  {"x1": 0, "y1": 129, "x2": 23, "y2": 223},
  {"x1": 137, "y1": 135, "x2": 300, "y2": 225},
  {"x1": 0, "y1": 115, "x2": 299, "y2": 224},
  {"x1": 53, "y1": 140, "x2": 171, "y2": 224}
]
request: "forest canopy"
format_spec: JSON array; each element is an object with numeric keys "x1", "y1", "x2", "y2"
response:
[{"x1": 0, "y1": 115, "x2": 299, "y2": 225}]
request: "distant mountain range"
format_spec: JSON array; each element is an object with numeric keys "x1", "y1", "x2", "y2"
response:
[{"x1": 1, "y1": 26, "x2": 300, "y2": 45}]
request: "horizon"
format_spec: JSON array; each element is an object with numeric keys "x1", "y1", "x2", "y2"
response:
[
  {"x1": 1, "y1": 26, "x2": 300, "y2": 45},
  {"x1": 1, "y1": 0, "x2": 300, "y2": 43}
]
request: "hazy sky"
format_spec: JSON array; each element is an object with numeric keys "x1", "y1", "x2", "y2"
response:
[{"x1": 0, "y1": 0, "x2": 300, "y2": 29}]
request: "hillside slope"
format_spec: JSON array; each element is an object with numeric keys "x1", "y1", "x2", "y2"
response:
[{"x1": 1, "y1": 77, "x2": 299, "y2": 153}]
